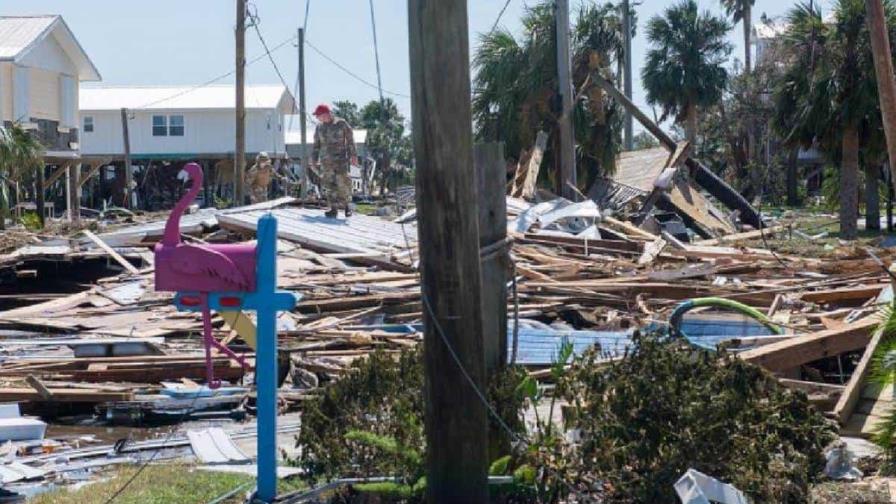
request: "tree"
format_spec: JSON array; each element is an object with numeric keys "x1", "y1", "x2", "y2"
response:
[
  {"x1": 473, "y1": 1, "x2": 626, "y2": 192},
  {"x1": 632, "y1": 131, "x2": 660, "y2": 150},
  {"x1": 642, "y1": 0, "x2": 732, "y2": 144},
  {"x1": 360, "y1": 98, "x2": 409, "y2": 196},
  {"x1": 0, "y1": 124, "x2": 43, "y2": 230},
  {"x1": 332, "y1": 100, "x2": 362, "y2": 127},
  {"x1": 773, "y1": 0, "x2": 896, "y2": 239},
  {"x1": 720, "y1": 0, "x2": 755, "y2": 74}
]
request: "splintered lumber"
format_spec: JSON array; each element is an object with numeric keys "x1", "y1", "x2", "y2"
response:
[
  {"x1": 739, "y1": 316, "x2": 879, "y2": 372},
  {"x1": 511, "y1": 131, "x2": 548, "y2": 199},
  {"x1": 25, "y1": 375, "x2": 53, "y2": 399},
  {"x1": 834, "y1": 325, "x2": 885, "y2": 425},
  {"x1": 696, "y1": 225, "x2": 787, "y2": 246},
  {"x1": 0, "y1": 387, "x2": 132, "y2": 403},
  {"x1": 82, "y1": 230, "x2": 140, "y2": 274},
  {"x1": 602, "y1": 216, "x2": 659, "y2": 241},
  {"x1": 637, "y1": 237, "x2": 667, "y2": 265},
  {"x1": 801, "y1": 285, "x2": 886, "y2": 304}
]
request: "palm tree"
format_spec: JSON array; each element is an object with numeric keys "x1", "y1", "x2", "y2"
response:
[
  {"x1": 720, "y1": 0, "x2": 755, "y2": 73},
  {"x1": 773, "y1": 0, "x2": 895, "y2": 239},
  {"x1": 360, "y1": 98, "x2": 408, "y2": 196},
  {"x1": 0, "y1": 124, "x2": 43, "y2": 230},
  {"x1": 642, "y1": 0, "x2": 732, "y2": 144},
  {"x1": 473, "y1": 1, "x2": 625, "y2": 192}
]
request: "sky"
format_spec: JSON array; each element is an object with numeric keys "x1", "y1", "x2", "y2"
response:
[{"x1": 7, "y1": 0, "x2": 839, "y2": 133}]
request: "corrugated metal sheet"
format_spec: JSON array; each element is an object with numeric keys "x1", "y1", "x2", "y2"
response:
[
  {"x1": 80, "y1": 84, "x2": 294, "y2": 111},
  {"x1": 188, "y1": 427, "x2": 250, "y2": 464},
  {"x1": 0, "y1": 16, "x2": 56, "y2": 60},
  {"x1": 217, "y1": 206, "x2": 417, "y2": 263}
]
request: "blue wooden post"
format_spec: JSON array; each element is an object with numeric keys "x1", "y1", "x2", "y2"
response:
[{"x1": 253, "y1": 214, "x2": 296, "y2": 502}]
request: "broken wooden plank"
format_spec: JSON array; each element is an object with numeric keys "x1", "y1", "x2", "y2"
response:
[
  {"x1": 637, "y1": 237, "x2": 666, "y2": 266},
  {"x1": 738, "y1": 316, "x2": 879, "y2": 372},
  {"x1": 602, "y1": 216, "x2": 659, "y2": 241},
  {"x1": 25, "y1": 375, "x2": 53, "y2": 400},
  {"x1": 696, "y1": 225, "x2": 788, "y2": 246},
  {"x1": 82, "y1": 230, "x2": 140, "y2": 275},
  {"x1": 833, "y1": 324, "x2": 886, "y2": 425}
]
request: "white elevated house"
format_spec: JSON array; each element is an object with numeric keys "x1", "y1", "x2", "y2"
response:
[
  {"x1": 79, "y1": 84, "x2": 295, "y2": 160},
  {"x1": 0, "y1": 15, "x2": 101, "y2": 159}
]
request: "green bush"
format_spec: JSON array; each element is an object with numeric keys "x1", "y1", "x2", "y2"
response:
[{"x1": 562, "y1": 332, "x2": 837, "y2": 503}]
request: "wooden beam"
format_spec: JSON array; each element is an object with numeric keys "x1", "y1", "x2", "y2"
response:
[
  {"x1": 409, "y1": 0, "x2": 489, "y2": 500},
  {"x1": 78, "y1": 159, "x2": 109, "y2": 188},
  {"x1": 82, "y1": 230, "x2": 140, "y2": 275},
  {"x1": 696, "y1": 225, "x2": 787, "y2": 246},
  {"x1": 833, "y1": 325, "x2": 886, "y2": 425},
  {"x1": 603, "y1": 216, "x2": 659, "y2": 241},
  {"x1": 739, "y1": 317, "x2": 879, "y2": 372},
  {"x1": 25, "y1": 374, "x2": 53, "y2": 399},
  {"x1": 41, "y1": 162, "x2": 70, "y2": 190}
]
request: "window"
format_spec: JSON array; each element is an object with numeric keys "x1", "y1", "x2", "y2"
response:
[
  {"x1": 83, "y1": 116, "x2": 94, "y2": 133},
  {"x1": 169, "y1": 115, "x2": 184, "y2": 136},
  {"x1": 152, "y1": 115, "x2": 167, "y2": 136}
]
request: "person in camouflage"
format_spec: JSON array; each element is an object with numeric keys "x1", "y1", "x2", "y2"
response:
[
  {"x1": 311, "y1": 103, "x2": 357, "y2": 218},
  {"x1": 245, "y1": 152, "x2": 274, "y2": 204}
]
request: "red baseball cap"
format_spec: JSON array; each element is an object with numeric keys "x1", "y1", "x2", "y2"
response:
[{"x1": 313, "y1": 103, "x2": 331, "y2": 116}]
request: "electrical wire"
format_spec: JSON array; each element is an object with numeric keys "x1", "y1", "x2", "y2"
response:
[
  {"x1": 103, "y1": 389, "x2": 207, "y2": 503},
  {"x1": 489, "y1": 0, "x2": 514, "y2": 36},
  {"x1": 367, "y1": 0, "x2": 385, "y2": 104},
  {"x1": 247, "y1": 4, "x2": 291, "y2": 92},
  {"x1": 131, "y1": 34, "x2": 298, "y2": 111},
  {"x1": 397, "y1": 222, "x2": 584, "y2": 499},
  {"x1": 304, "y1": 38, "x2": 410, "y2": 99}
]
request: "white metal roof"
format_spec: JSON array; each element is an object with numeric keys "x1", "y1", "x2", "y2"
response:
[
  {"x1": 284, "y1": 125, "x2": 367, "y2": 145},
  {"x1": 0, "y1": 15, "x2": 100, "y2": 81},
  {"x1": 80, "y1": 84, "x2": 295, "y2": 112}
]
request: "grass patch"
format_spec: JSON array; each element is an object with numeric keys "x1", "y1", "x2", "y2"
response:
[
  {"x1": 29, "y1": 464, "x2": 253, "y2": 504},
  {"x1": 353, "y1": 203, "x2": 379, "y2": 216}
]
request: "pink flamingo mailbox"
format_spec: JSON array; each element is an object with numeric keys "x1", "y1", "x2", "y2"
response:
[{"x1": 154, "y1": 162, "x2": 296, "y2": 502}]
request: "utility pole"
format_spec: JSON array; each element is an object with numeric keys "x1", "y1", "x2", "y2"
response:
[
  {"x1": 298, "y1": 27, "x2": 308, "y2": 197},
  {"x1": 866, "y1": 0, "x2": 896, "y2": 195},
  {"x1": 556, "y1": 0, "x2": 576, "y2": 199},
  {"x1": 235, "y1": 0, "x2": 247, "y2": 206},
  {"x1": 120, "y1": 108, "x2": 132, "y2": 209},
  {"x1": 623, "y1": 0, "x2": 633, "y2": 151},
  {"x1": 408, "y1": 1, "x2": 488, "y2": 502}
]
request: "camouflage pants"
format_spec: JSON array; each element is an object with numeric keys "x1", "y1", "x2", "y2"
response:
[
  {"x1": 248, "y1": 184, "x2": 269, "y2": 204},
  {"x1": 322, "y1": 163, "x2": 351, "y2": 209}
]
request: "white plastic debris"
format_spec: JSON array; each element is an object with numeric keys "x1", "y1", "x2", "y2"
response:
[
  {"x1": 674, "y1": 468, "x2": 749, "y2": 504},
  {"x1": 824, "y1": 441, "x2": 863, "y2": 481}
]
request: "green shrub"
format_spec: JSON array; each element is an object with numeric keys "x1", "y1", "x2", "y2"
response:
[{"x1": 562, "y1": 331, "x2": 836, "y2": 503}]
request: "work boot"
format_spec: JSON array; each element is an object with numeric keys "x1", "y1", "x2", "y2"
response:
[
  {"x1": 324, "y1": 208, "x2": 338, "y2": 218},
  {"x1": 345, "y1": 206, "x2": 353, "y2": 217}
]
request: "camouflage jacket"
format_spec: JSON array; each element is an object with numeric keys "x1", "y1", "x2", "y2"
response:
[{"x1": 311, "y1": 117, "x2": 357, "y2": 164}]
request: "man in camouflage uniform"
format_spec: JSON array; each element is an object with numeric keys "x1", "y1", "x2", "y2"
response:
[
  {"x1": 311, "y1": 103, "x2": 357, "y2": 218},
  {"x1": 245, "y1": 152, "x2": 275, "y2": 204}
]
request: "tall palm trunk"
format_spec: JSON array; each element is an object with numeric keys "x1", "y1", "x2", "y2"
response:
[
  {"x1": 840, "y1": 125, "x2": 860, "y2": 239},
  {"x1": 684, "y1": 103, "x2": 698, "y2": 144},
  {"x1": 0, "y1": 179, "x2": 7, "y2": 231},
  {"x1": 866, "y1": 163, "x2": 881, "y2": 231},
  {"x1": 743, "y1": 3, "x2": 752, "y2": 74},
  {"x1": 786, "y1": 147, "x2": 800, "y2": 206}
]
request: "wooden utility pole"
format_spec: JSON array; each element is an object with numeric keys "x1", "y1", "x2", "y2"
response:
[
  {"x1": 556, "y1": 0, "x2": 576, "y2": 199},
  {"x1": 408, "y1": 1, "x2": 488, "y2": 501},
  {"x1": 622, "y1": 0, "x2": 633, "y2": 151},
  {"x1": 866, "y1": 0, "x2": 896, "y2": 195},
  {"x1": 120, "y1": 108, "x2": 132, "y2": 209},
  {"x1": 235, "y1": 0, "x2": 247, "y2": 206},
  {"x1": 298, "y1": 27, "x2": 308, "y2": 196}
]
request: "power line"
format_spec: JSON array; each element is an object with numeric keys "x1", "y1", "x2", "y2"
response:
[
  {"x1": 247, "y1": 4, "x2": 291, "y2": 92},
  {"x1": 131, "y1": 34, "x2": 297, "y2": 110},
  {"x1": 367, "y1": 0, "x2": 385, "y2": 104},
  {"x1": 489, "y1": 0, "x2": 513, "y2": 35},
  {"x1": 302, "y1": 0, "x2": 311, "y2": 32},
  {"x1": 304, "y1": 38, "x2": 410, "y2": 100}
]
